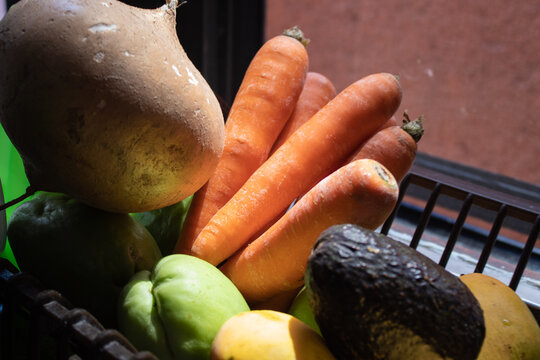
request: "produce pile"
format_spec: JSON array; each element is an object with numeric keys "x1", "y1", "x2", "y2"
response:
[{"x1": 1, "y1": 1, "x2": 539, "y2": 360}]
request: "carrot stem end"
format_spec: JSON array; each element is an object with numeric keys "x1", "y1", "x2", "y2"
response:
[
  {"x1": 402, "y1": 111, "x2": 424, "y2": 143},
  {"x1": 282, "y1": 26, "x2": 310, "y2": 47}
]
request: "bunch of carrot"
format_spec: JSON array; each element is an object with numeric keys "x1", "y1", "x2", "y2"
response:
[{"x1": 173, "y1": 26, "x2": 424, "y2": 307}]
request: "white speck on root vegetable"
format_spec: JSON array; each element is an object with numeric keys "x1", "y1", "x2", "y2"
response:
[
  {"x1": 88, "y1": 23, "x2": 117, "y2": 34},
  {"x1": 172, "y1": 64, "x2": 182, "y2": 77},
  {"x1": 93, "y1": 52, "x2": 105, "y2": 63},
  {"x1": 186, "y1": 66, "x2": 199, "y2": 85}
]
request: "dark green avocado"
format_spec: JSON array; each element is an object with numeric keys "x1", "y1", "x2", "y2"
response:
[{"x1": 305, "y1": 224, "x2": 485, "y2": 360}]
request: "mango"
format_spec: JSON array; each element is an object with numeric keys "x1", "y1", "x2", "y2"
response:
[
  {"x1": 210, "y1": 310, "x2": 335, "y2": 360},
  {"x1": 460, "y1": 273, "x2": 540, "y2": 360}
]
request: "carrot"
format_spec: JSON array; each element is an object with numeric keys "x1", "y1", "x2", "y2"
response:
[
  {"x1": 189, "y1": 72, "x2": 402, "y2": 266},
  {"x1": 250, "y1": 287, "x2": 302, "y2": 312},
  {"x1": 220, "y1": 159, "x2": 399, "y2": 304},
  {"x1": 345, "y1": 111, "x2": 424, "y2": 182},
  {"x1": 246, "y1": 72, "x2": 336, "y2": 240},
  {"x1": 270, "y1": 71, "x2": 336, "y2": 154},
  {"x1": 294, "y1": 114, "x2": 400, "y2": 201},
  {"x1": 285, "y1": 110, "x2": 401, "y2": 211},
  {"x1": 379, "y1": 115, "x2": 399, "y2": 130},
  {"x1": 173, "y1": 27, "x2": 309, "y2": 254}
]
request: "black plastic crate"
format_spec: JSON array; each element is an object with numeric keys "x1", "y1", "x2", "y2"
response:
[
  {"x1": 1, "y1": 164, "x2": 539, "y2": 359},
  {"x1": 0, "y1": 257, "x2": 157, "y2": 359}
]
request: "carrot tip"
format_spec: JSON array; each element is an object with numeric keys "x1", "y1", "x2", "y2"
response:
[
  {"x1": 373, "y1": 162, "x2": 396, "y2": 187},
  {"x1": 282, "y1": 26, "x2": 310, "y2": 47}
]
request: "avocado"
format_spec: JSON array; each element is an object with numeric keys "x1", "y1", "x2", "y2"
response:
[{"x1": 305, "y1": 224, "x2": 485, "y2": 360}]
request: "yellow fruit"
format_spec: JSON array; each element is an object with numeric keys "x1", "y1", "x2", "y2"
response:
[
  {"x1": 460, "y1": 273, "x2": 540, "y2": 360},
  {"x1": 210, "y1": 310, "x2": 336, "y2": 360}
]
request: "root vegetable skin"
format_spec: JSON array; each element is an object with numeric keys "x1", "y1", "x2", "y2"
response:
[
  {"x1": 189, "y1": 73, "x2": 402, "y2": 266},
  {"x1": 0, "y1": 0, "x2": 225, "y2": 213},
  {"x1": 378, "y1": 115, "x2": 399, "y2": 130},
  {"x1": 245, "y1": 71, "x2": 337, "y2": 243},
  {"x1": 175, "y1": 29, "x2": 309, "y2": 254},
  {"x1": 270, "y1": 71, "x2": 337, "y2": 154},
  {"x1": 221, "y1": 159, "x2": 399, "y2": 304},
  {"x1": 346, "y1": 113, "x2": 424, "y2": 183}
]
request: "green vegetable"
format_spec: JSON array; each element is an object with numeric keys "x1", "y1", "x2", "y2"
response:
[
  {"x1": 7, "y1": 192, "x2": 162, "y2": 327},
  {"x1": 132, "y1": 195, "x2": 193, "y2": 256},
  {"x1": 288, "y1": 286, "x2": 321, "y2": 335},
  {"x1": 118, "y1": 254, "x2": 250, "y2": 360}
]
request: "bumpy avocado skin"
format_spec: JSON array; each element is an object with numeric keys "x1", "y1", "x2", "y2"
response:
[{"x1": 305, "y1": 224, "x2": 485, "y2": 360}]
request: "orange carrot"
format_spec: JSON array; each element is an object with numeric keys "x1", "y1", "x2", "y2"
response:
[
  {"x1": 270, "y1": 71, "x2": 336, "y2": 154},
  {"x1": 346, "y1": 111, "x2": 424, "y2": 182},
  {"x1": 247, "y1": 72, "x2": 336, "y2": 240},
  {"x1": 220, "y1": 159, "x2": 399, "y2": 304},
  {"x1": 250, "y1": 287, "x2": 302, "y2": 312},
  {"x1": 292, "y1": 113, "x2": 400, "y2": 202},
  {"x1": 174, "y1": 27, "x2": 309, "y2": 254},
  {"x1": 379, "y1": 115, "x2": 399, "y2": 130},
  {"x1": 189, "y1": 72, "x2": 402, "y2": 266}
]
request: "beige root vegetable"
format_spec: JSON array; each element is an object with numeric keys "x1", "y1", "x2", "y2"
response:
[{"x1": 0, "y1": 0, "x2": 225, "y2": 213}]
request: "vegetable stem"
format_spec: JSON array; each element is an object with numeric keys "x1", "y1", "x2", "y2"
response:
[
  {"x1": 402, "y1": 111, "x2": 424, "y2": 143},
  {"x1": 0, "y1": 186, "x2": 36, "y2": 212},
  {"x1": 282, "y1": 26, "x2": 310, "y2": 47},
  {"x1": 167, "y1": 0, "x2": 178, "y2": 8},
  {"x1": 165, "y1": 0, "x2": 185, "y2": 15}
]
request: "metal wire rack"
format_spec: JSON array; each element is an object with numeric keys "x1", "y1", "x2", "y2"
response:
[{"x1": 381, "y1": 163, "x2": 540, "y2": 321}]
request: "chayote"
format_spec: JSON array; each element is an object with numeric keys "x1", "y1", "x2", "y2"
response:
[
  {"x1": 7, "y1": 192, "x2": 162, "y2": 327},
  {"x1": 118, "y1": 254, "x2": 250, "y2": 360}
]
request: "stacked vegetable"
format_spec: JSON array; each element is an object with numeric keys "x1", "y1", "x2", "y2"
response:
[
  {"x1": 172, "y1": 25, "x2": 421, "y2": 308},
  {"x1": 2, "y1": 1, "x2": 539, "y2": 360}
]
